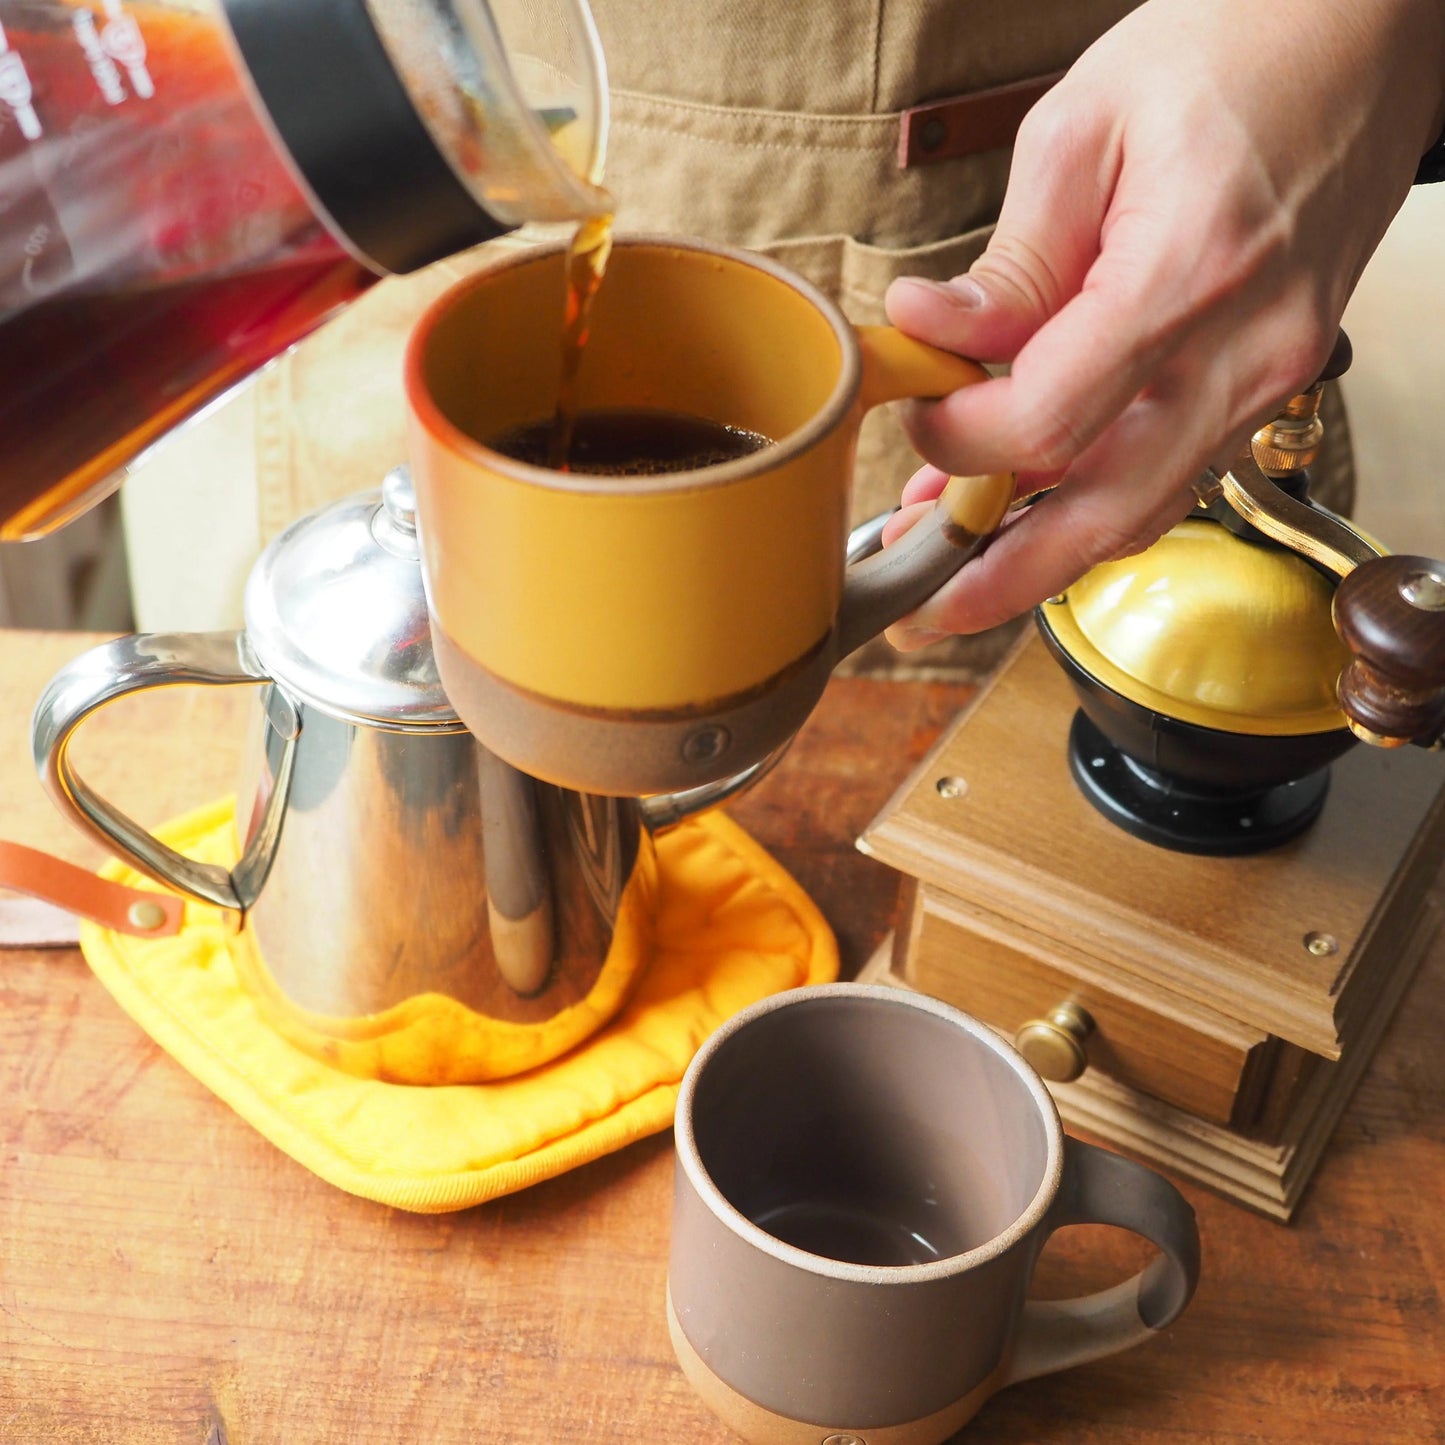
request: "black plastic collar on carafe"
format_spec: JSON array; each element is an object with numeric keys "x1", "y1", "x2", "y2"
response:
[{"x1": 220, "y1": 0, "x2": 511, "y2": 274}]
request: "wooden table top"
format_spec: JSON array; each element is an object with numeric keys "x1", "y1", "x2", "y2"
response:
[{"x1": 3, "y1": 629, "x2": 1442, "y2": 1444}]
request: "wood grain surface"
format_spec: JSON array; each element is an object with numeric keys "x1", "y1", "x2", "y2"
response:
[
  {"x1": 3, "y1": 630, "x2": 1443, "y2": 1443},
  {"x1": 901, "y1": 884, "x2": 1270, "y2": 1126}
]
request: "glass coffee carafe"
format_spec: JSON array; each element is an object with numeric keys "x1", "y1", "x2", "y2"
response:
[{"x1": 0, "y1": 0, "x2": 609, "y2": 539}]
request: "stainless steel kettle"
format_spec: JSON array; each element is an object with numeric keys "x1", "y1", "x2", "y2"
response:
[{"x1": 31, "y1": 469, "x2": 773, "y2": 1084}]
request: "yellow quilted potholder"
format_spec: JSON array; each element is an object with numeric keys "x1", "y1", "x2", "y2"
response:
[{"x1": 80, "y1": 799, "x2": 837, "y2": 1211}]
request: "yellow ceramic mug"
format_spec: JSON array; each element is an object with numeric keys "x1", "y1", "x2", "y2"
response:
[{"x1": 405, "y1": 236, "x2": 1010, "y2": 795}]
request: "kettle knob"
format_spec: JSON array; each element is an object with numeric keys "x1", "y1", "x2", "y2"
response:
[
  {"x1": 1333, "y1": 555, "x2": 1445, "y2": 747},
  {"x1": 373, "y1": 466, "x2": 421, "y2": 559}
]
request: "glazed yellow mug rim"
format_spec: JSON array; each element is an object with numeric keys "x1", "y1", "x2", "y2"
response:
[{"x1": 404, "y1": 233, "x2": 862, "y2": 498}]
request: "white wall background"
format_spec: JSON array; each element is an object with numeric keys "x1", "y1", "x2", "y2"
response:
[{"x1": 1339, "y1": 184, "x2": 1445, "y2": 560}]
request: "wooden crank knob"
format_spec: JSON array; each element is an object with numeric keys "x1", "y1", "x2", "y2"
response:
[
  {"x1": 1333, "y1": 555, "x2": 1445, "y2": 747},
  {"x1": 1014, "y1": 1001, "x2": 1094, "y2": 1084}
]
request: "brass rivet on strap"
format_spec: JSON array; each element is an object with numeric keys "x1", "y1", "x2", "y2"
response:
[{"x1": 127, "y1": 899, "x2": 168, "y2": 932}]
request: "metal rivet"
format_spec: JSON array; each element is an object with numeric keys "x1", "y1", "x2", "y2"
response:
[
  {"x1": 935, "y1": 775, "x2": 968, "y2": 799},
  {"x1": 127, "y1": 900, "x2": 168, "y2": 932},
  {"x1": 823, "y1": 1436, "x2": 867, "y2": 1445},
  {"x1": 681, "y1": 724, "x2": 731, "y2": 765},
  {"x1": 918, "y1": 117, "x2": 947, "y2": 152},
  {"x1": 1046, "y1": 593, "x2": 1067, "y2": 605},
  {"x1": 1304, "y1": 931, "x2": 1338, "y2": 958}
]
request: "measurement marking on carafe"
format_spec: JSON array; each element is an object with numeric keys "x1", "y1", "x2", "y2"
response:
[
  {"x1": 71, "y1": 8, "x2": 125, "y2": 105},
  {"x1": 0, "y1": 21, "x2": 43, "y2": 140},
  {"x1": 99, "y1": 0, "x2": 155, "y2": 101}
]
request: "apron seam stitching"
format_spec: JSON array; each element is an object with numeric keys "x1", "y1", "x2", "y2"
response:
[
  {"x1": 609, "y1": 117, "x2": 897, "y2": 155},
  {"x1": 611, "y1": 87, "x2": 904, "y2": 127},
  {"x1": 869, "y1": 0, "x2": 884, "y2": 114}
]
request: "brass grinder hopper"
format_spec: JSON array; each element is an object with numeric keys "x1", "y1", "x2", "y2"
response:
[{"x1": 1036, "y1": 333, "x2": 1445, "y2": 854}]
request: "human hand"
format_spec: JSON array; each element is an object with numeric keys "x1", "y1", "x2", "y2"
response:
[{"x1": 881, "y1": 0, "x2": 1445, "y2": 649}]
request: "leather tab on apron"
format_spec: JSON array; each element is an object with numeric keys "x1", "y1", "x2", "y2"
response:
[
  {"x1": 898, "y1": 72, "x2": 1063, "y2": 168},
  {"x1": 0, "y1": 840, "x2": 184, "y2": 943}
]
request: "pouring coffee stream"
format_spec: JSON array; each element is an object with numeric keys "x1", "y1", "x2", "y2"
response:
[{"x1": 549, "y1": 209, "x2": 616, "y2": 469}]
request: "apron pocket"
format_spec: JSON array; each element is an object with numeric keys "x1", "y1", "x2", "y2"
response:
[{"x1": 607, "y1": 89, "x2": 1011, "y2": 250}]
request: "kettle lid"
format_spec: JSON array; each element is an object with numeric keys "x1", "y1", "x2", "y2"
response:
[{"x1": 244, "y1": 467, "x2": 462, "y2": 729}]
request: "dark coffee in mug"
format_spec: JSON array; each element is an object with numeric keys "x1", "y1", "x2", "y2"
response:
[
  {"x1": 752, "y1": 1186, "x2": 964, "y2": 1267},
  {"x1": 723, "y1": 1112, "x2": 1005, "y2": 1268},
  {"x1": 488, "y1": 407, "x2": 773, "y2": 477}
]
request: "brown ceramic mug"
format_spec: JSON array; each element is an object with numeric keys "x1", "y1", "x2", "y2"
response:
[{"x1": 668, "y1": 983, "x2": 1201, "y2": 1444}]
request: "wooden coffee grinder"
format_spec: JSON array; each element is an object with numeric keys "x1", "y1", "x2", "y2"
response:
[{"x1": 860, "y1": 335, "x2": 1445, "y2": 1219}]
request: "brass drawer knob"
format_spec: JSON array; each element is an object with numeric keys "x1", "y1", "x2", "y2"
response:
[{"x1": 1014, "y1": 1002, "x2": 1095, "y2": 1083}]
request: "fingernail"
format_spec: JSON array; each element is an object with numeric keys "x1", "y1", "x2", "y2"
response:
[
  {"x1": 895, "y1": 276, "x2": 986, "y2": 310},
  {"x1": 886, "y1": 623, "x2": 951, "y2": 653}
]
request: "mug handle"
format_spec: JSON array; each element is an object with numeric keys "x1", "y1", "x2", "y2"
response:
[
  {"x1": 638, "y1": 511, "x2": 904, "y2": 831},
  {"x1": 832, "y1": 326, "x2": 1014, "y2": 659},
  {"x1": 1004, "y1": 1137, "x2": 1201, "y2": 1385},
  {"x1": 30, "y1": 631, "x2": 295, "y2": 912}
]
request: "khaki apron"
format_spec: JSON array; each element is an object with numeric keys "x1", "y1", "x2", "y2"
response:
[{"x1": 210, "y1": 0, "x2": 1355, "y2": 678}]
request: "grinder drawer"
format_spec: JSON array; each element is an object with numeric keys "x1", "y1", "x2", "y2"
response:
[{"x1": 898, "y1": 882, "x2": 1275, "y2": 1128}]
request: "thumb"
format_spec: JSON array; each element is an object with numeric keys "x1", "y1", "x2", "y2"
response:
[{"x1": 884, "y1": 92, "x2": 1118, "y2": 362}]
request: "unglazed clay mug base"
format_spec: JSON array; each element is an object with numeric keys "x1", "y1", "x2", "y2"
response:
[
  {"x1": 668, "y1": 984, "x2": 1201, "y2": 1445},
  {"x1": 404, "y1": 235, "x2": 1012, "y2": 797}
]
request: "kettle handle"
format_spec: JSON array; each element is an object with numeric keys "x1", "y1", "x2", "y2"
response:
[
  {"x1": 30, "y1": 631, "x2": 294, "y2": 911},
  {"x1": 637, "y1": 741, "x2": 791, "y2": 832}
]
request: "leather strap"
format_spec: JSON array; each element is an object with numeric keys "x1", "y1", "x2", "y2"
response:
[
  {"x1": 898, "y1": 72, "x2": 1064, "y2": 169},
  {"x1": 0, "y1": 840, "x2": 183, "y2": 941}
]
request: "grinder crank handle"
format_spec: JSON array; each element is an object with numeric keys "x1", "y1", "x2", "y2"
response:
[
  {"x1": 1212, "y1": 328, "x2": 1445, "y2": 748},
  {"x1": 1218, "y1": 449, "x2": 1445, "y2": 748}
]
